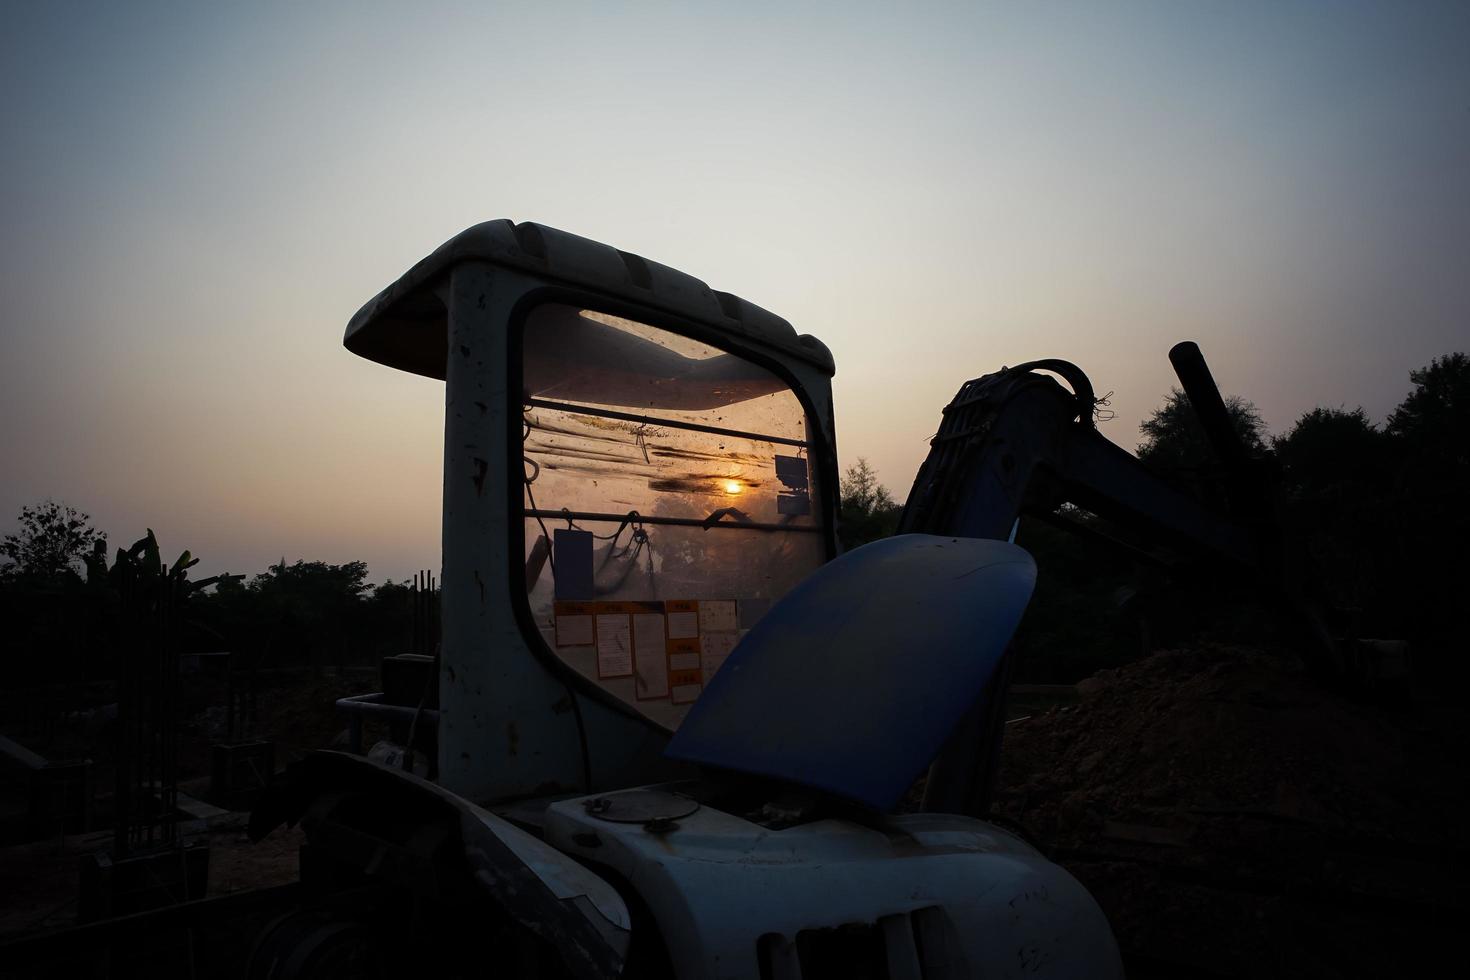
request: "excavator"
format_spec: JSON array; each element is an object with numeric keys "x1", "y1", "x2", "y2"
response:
[{"x1": 245, "y1": 220, "x2": 1344, "y2": 979}]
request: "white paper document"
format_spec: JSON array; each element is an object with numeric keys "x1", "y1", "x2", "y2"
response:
[
  {"x1": 667, "y1": 610, "x2": 700, "y2": 640},
  {"x1": 595, "y1": 613, "x2": 633, "y2": 678},
  {"x1": 698, "y1": 600, "x2": 738, "y2": 633},
  {"x1": 632, "y1": 612, "x2": 668, "y2": 699}
]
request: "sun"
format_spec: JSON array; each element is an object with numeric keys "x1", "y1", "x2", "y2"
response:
[{"x1": 721, "y1": 479, "x2": 743, "y2": 495}]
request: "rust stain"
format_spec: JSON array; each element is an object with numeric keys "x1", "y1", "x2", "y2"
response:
[
  {"x1": 527, "y1": 416, "x2": 640, "y2": 447},
  {"x1": 472, "y1": 457, "x2": 488, "y2": 496},
  {"x1": 537, "y1": 461, "x2": 622, "y2": 477},
  {"x1": 473, "y1": 568, "x2": 485, "y2": 604},
  {"x1": 650, "y1": 446, "x2": 765, "y2": 464},
  {"x1": 526, "y1": 442, "x2": 644, "y2": 465}
]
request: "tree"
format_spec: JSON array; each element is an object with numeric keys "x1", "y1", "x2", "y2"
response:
[
  {"x1": 1387, "y1": 352, "x2": 1468, "y2": 471},
  {"x1": 0, "y1": 501, "x2": 104, "y2": 586},
  {"x1": 1272, "y1": 407, "x2": 1395, "y2": 633},
  {"x1": 1137, "y1": 387, "x2": 1267, "y2": 471},
  {"x1": 1383, "y1": 353, "x2": 1470, "y2": 664},
  {"x1": 838, "y1": 458, "x2": 902, "y2": 549},
  {"x1": 1273, "y1": 406, "x2": 1388, "y2": 492},
  {"x1": 252, "y1": 558, "x2": 372, "y2": 604},
  {"x1": 189, "y1": 557, "x2": 375, "y2": 671},
  {"x1": 249, "y1": 560, "x2": 370, "y2": 656}
]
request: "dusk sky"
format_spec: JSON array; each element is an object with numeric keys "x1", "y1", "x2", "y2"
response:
[{"x1": 2, "y1": 1, "x2": 1467, "y2": 583}]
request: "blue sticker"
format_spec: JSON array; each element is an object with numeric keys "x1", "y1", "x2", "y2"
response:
[{"x1": 553, "y1": 528, "x2": 595, "y2": 599}]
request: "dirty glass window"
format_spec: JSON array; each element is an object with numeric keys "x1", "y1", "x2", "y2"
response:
[{"x1": 519, "y1": 304, "x2": 825, "y2": 730}]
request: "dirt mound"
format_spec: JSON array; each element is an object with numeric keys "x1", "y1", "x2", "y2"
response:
[{"x1": 995, "y1": 645, "x2": 1464, "y2": 978}]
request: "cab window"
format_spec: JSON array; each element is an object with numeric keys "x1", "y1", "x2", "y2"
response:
[{"x1": 520, "y1": 304, "x2": 824, "y2": 728}]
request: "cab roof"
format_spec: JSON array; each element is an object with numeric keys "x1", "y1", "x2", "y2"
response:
[{"x1": 344, "y1": 220, "x2": 836, "y2": 380}]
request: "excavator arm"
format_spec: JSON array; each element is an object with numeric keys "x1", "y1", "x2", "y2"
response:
[
  {"x1": 902, "y1": 343, "x2": 1344, "y2": 816},
  {"x1": 899, "y1": 353, "x2": 1260, "y2": 567}
]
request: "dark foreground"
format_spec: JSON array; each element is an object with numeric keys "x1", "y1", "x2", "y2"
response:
[{"x1": 1, "y1": 649, "x2": 1462, "y2": 978}]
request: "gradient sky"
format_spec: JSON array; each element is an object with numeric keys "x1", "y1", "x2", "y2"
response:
[{"x1": 3, "y1": 1, "x2": 1467, "y2": 583}]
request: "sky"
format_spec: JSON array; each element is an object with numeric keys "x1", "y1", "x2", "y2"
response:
[{"x1": 2, "y1": 1, "x2": 1467, "y2": 583}]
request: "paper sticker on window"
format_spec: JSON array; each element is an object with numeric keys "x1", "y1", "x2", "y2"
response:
[
  {"x1": 668, "y1": 651, "x2": 700, "y2": 672},
  {"x1": 633, "y1": 612, "x2": 669, "y2": 700},
  {"x1": 666, "y1": 627, "x2": 703, "y2": 703},
  {"x1": 667, "y1": 612, "x2": 699, "y2": 639},
  {"x1": 666, "y1": 599, "x2": 700, "y2": 639},
  {"x1": 701, "y1": 631, "x2": 739, "y2": 680},
  {"x1": 595, "y1": 612, "x2": 633, "y2": 679},
  {"x1": 554, "y1": 600, "x2": 596, "y2": 647}
]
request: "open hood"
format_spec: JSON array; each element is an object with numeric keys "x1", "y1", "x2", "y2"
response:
[{"x1": 665, "y1": 535, "x2": 1037, "y2": 811}]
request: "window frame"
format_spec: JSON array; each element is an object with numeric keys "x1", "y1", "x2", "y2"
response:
[{"x1": 505, "y1": 286, "x2": 839, "y2": 728}]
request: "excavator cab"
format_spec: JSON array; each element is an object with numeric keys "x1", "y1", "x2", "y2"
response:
[{"x1": 341, "y1": 221, "x2": 843, "y2": 801}]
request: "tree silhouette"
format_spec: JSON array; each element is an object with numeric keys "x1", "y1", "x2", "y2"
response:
[
  {"x1": 1383, "y1": 352, "x2": 1469, "y2": 663},
  {"x1": 838, "y1": 457, "x2": 902, "y2": 549},
  {"x1": 1388, "y1": 352, "x2": 1468, "y2": 473},
  {"x1": 1273, "y1": 406, "x2": 1389, "y2": 492},
  {"x1": 1137, "y1": 387, "x2": 1267, "y2": 471},
  {"x1": 0, "y1": 501, "x2": 103, "y2": 586}
]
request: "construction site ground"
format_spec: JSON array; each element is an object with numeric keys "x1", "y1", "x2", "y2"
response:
[{"x1": 994, "y1": 644, "x2": 1464, "y2": 978}]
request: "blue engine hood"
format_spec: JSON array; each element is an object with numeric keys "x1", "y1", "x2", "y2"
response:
[{"x1": 665, "y1": 534, "x2": 1036, "y2": 811}]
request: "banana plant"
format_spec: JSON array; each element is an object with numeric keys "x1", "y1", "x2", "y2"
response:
[{"x1": 109, "y1": 529, "x2": 200, "y2": 590}]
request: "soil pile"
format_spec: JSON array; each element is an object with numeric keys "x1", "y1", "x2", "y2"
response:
[{"x1": 995, "y1": 645, "x2": 1465, "y2": 978}]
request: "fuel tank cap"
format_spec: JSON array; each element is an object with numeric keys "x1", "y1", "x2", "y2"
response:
[{"x1": 581, "y1": 789, "x2": 699, "y2": 823}]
